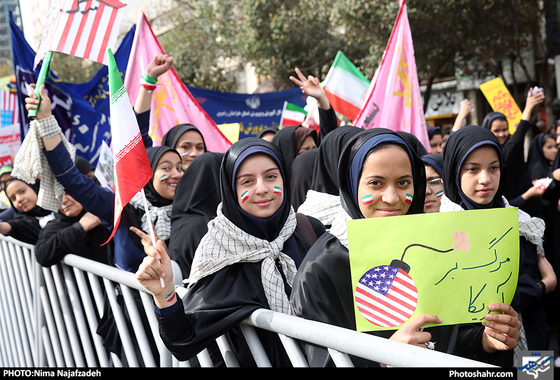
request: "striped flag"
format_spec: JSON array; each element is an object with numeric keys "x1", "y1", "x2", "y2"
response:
[
  {"x1": 279, "y1": 101, "x2": 307, "y2": 127},
  {"x1": 0, "y1": 90, "x2": 18, "y2": 126},
  {"x1": 103, "y1": 48, "x2": 152, "y2": 245},
  {"x1": 34, "y1": 0, "x2": 128, "y2": 69},
  {"x1": 355, "y1": 264, "x2": 418, "y2": 328},
  {"x1": 323, "y1": 51, "x2": 370, "y2": 121}
]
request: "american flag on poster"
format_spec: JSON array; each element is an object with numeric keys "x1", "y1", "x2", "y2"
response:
[
  {"x1": 355, "y1": 264, "x2": 418, "y2": 328},
  {"x1": 0, "y1": 90, "x2": 18, "y2": 126},
  {"x1": 34, "y1": 0, "x2": 128, "y2": 69}
]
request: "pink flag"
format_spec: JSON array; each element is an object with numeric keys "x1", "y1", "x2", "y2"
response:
[
  {"x1": 124, "y1": 13, "x2": 231, "y2": 152},
  {"x1": 353, "y1": 1, "x2": 430, "y2": 153},
  {"x1": 34, "y1": 0, "x2": 128, "y2": 69}
]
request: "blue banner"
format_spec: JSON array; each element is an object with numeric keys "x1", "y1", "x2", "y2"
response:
[
  {"x1": 10, "y1": 12, "x2": 134, "y2": 165},
  {"x1": 188, "y1": 86, "x2": 307, "y2": 139}
]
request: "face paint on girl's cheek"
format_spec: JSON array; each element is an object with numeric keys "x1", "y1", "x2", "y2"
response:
[
  {"x1": 160, "y1": 174, "x2": 169, "y2": 182},
  {"x1": 405, "y1": 193, "x2": 413, "y2": 204},
  {"x1": 180, "y1": 151, "x2": 188, "y2": 157},
  {"x1": 362, "y1": 194, "x2": 373, "y2": 205},
  {"x1": 273, "y1": 186, "x2": 282, "y2": 196},
  {"x1": 240, "y1": 190, "x2": 249, "y2": 203},
  {"x1": 436, "y1": 190, "x2": 444, "y2": 198}
]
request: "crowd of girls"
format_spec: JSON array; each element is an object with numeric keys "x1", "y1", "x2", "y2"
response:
[{"x1": 0, "y1": 54, "x2": 555, "y2": 367}]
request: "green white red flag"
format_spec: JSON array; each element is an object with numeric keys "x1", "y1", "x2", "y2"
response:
[
  {"x1": 322, "y1": 51, "x2": 370, "y2": 121},
  {"x1": 279, "y1": 101, "x2": 307, "y2": 127},
  {"x1": 103, "y1": 48, "x2": 152, "y2": 244}
]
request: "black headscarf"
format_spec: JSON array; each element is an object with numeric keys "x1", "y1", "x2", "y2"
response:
[
  {"x1": 271, "y1": 125, "x2": 317, "y2": 173},
  {"x1": 144, "y1": 146, "x2": 182, "y2": 207},
  {"x1": 311, "y1": 125, "x2": 364, "y2": 195},
  {"x1": 421, "y1": 153, "x2": 444, "y2": 177},
  {"x1": 220, "y1": 137, "x2": 291, "y2": 242},
  {"x1": 337, "y1": 128, "x2": 426, "y2": 219},
  {"x1": 442, "y1": 125, "x2": 505, "y2": 210},
  {"x1": 396, "y1": 131, "x2": 429, "y2": 157},
  {"x1": 161, "y1": 123, "x2": 207, "y2": 152},
  {"x1": 168, "y1": 152, "x2": 224, "y2": 277},
  {"x1": 526, "y1": 133, "x2": 555, "y2": 181},
  {"x1": 290, "y1": 148, "x2": 318, "y2": 210},
  {"x1": 3, "y1": 177, "x2": 51, "y2": 217},
  {"x1": 481, "y1": 112, "x2": 507, "y2": 135}
]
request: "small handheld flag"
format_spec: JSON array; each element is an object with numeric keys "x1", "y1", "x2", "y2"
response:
[{"x1": 27, "y1": 51, "x2": 53, "y2": 119}]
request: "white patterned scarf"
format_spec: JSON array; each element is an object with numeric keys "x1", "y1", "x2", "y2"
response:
[
  {"x1": 297, "y1": 190, "x2": 346, "y2": 227},
  {"x1": 128, "y1": 191, "x2": 172, "y2": 242},
  {"x1": 12, "y1": 116, "x2": 76, "y2": 212},
  {"x1": 439, "y1": 195, "x2": 546, "y2": 255},
  {"x1": 186, "y1": 203, "x2": 298, "y2": 314}
]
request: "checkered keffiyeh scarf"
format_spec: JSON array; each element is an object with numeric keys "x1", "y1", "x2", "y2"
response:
[
  {"x1": 440, "y1": 195, "x2": 546, "y2": 256},
  {"x1": 186, "y1": 203, "x2": 298, "y2": 314},
  {"x1": 128, "y1": 191, "x2": 172, "y2": 242},
  {"x1": 12, "y1": 116, "x2": 76, "y2": 212},
  {"x1": 297, "y1": 190, "x2": 346, "y2": 228}
]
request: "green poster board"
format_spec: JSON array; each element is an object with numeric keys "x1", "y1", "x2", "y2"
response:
[{"x1": 347, "y1": 208, "x2": 519, "y2": 332}]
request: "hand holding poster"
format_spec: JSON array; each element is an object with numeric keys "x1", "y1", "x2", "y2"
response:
[{"x1": 347, "y1": 208, "x2": 519, "y2": 332}]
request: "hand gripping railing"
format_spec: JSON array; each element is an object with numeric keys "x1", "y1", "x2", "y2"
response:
[{"x1": 0, "y1": 235, "x2": 494, "y2": 368}]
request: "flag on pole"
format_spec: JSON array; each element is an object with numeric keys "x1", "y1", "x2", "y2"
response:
[
  {"x1": 353, "y1": 0, "x2": 430, "y2": 153},
  {"x1": 34, "y1": 0, "x2": 129, "y2": 69},
  {"x1": 323, "y1": 51, "x2": 370, "y2": 121},
  {"x1": 103, "y1": 48, "x2": 152, "y2": 244},
  {"x1": 123, "y1": 12, "x2": 231, "y2": 152},
  {"x1": 279, "y1": 101, "x2": 307, "y2": 127}
]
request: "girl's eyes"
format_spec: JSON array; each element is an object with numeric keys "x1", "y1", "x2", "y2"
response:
[{"x1": 397, "y1": 180, "x2": 412, "y2": 186}]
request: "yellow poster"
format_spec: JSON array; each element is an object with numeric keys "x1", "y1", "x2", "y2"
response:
[
  {"x1": 480, "y1": 77, "x2": 521, "y2": 134},
  {"x1": 347, "y1": 208, "x2": 519, "y2": 332},
  {"x1": 217, "y1": 123, "x2": 240, "y2": 144}
]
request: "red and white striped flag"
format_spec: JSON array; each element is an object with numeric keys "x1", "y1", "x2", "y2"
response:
[
  {"x1": 355, "y1": 264, "x2": 418, "y2": 328},
  {"x1": 103, "y1": 48, "x2": 152, "y2": 244},
  {"x1": 34, "y1": 0, "x2": 128, "y2": 69},
  {"x1": 0, "y1": 90, "x2": 18, "y2": 126}
]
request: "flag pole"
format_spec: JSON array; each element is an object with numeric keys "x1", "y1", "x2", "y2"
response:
[
  {"x1": 28, "y1": 51, "x2": 53, "y2": 118},
  {"x1": 140, "y1": 188, "x2": 166, "y2": 288},
  {"x1": 302, "y1": 102, "x2": 317, "y2": 128}
]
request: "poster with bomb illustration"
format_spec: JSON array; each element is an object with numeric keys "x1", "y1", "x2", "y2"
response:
[{"x1": 347, "y1": 208, "x2": 519, "y2": 332}]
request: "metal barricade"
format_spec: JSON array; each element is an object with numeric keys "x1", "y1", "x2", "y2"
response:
[{"x1": 0, "y1": 235, "x2": 492, "y2": 368}]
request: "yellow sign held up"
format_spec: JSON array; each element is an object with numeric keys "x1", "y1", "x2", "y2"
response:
[
  {"x1": 217, "y1": 123, "x2": 240, "y2": 144},
  {"x1": 480, "y1": 77, "x2": 521, "y2": 134}
]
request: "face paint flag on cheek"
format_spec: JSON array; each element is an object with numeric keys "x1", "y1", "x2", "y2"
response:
[
  {"x1": 273, "y1": 186, "x2": 282, "y2": 196},
  {"x1": 160, "y1": 174, "x2": 169, "y2": 182},
  {"x1": 240, "y1": 190, "x2": 249, "y2": 203},
  {"x1": 362, "y1": 194, "x2": 373, "y2": 205},
  {"x1": 436, "y1": 190, "x2": 444, "y2": 198},
  {"x1": 405, "y1": 193, "x2": 413, "y2": 204}
]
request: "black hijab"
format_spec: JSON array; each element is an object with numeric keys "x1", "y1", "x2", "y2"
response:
[
  {"x1": 337, "y1": 128, "x2": 426, "y2": 219},
  {"x1": 526, "y1": 133, "x2": 555, "y2": 181},
  {"x1": 3, "y1": 177, "x2": 51, "y2": 217},
  {"x1": 311, "y1": 125, "x2": 364, "y2": 195},
  {"x1": 220, "y1": 137, "x2": 291, "y2": 242},
  {"x1": 290, "y1": 148, "x2": 318, "y2": 210},
  {"x1": 271, "y1": 125, "x2": 317, "y2": 172},
  {"x1": 161, "y1": 123, "x2": 207, "y2": 152},
  {"x1": 481, "y1": 112, "x2": 508, "y2": 136},
  {"x1": 442, "y1": 125, "x2": 505, "y2": 210},
  {"x1": 168, "y1": 152, "x2": 224, "y2": 277},
  {"x1": 396, "y1": 131, "x2": 429, "y2": 156},
  {"x1": 144, "y1": 146, "x2": 182, "y2": 207},
  {"x1": 421, "y1": 153, "x2": 444, "y2": 177}
]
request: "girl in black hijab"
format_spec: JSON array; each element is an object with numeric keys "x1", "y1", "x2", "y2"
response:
[
  {"x1": 161, "y1": 123, "x2": 206, "y2": 170},
  {"x1": 135, "y1": 137, "x2": 324, "y2": 366},
  {"x1": 290, "y1": 128, "x2": 430, "y2": 366},
  {"x1": 272, "y1": 125, "x2": 317, "y2": 175},
  {"x1": 441, "y1": 125, "x2": 554, "y2": 352},
  {"x1": 0, "y1": 177, "x2": 53, "y2": 244},
  {"x1": 167, "y1": 151, "x2": 224, "y2": 279}
]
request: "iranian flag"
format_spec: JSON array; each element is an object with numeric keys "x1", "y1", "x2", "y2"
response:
[
  {"x1": 280, "y1": 101, "x2": 307, "y2": 127},
  {"x1": 103, "y1": 48, "x2": 152, "y2": 244},
  {"x1": 323, "y1": 51, "x2": 370, "y2": 121}
]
